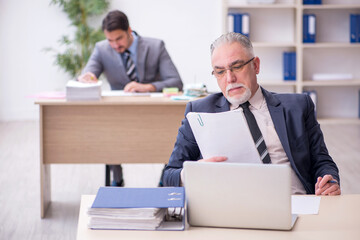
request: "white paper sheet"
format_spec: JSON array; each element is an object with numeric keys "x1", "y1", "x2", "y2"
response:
[
  {"x1": 67, "y1": 80, "x2": 102, "y2": 88},
  {"x1": 101, "y1": 90, "x2": 163, "y2": 97},
  {"x1": 186, "y1": 109, "x2": 261, "y2": 163},
  {"x1": 291, "y1": 195, "x2": 321, "y2": 215}
]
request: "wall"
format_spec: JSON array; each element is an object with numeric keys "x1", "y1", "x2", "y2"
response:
[{"x1": 0, "y1": 0, "x2": 223, "y2": 121}]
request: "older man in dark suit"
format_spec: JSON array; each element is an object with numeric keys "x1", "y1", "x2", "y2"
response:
[{"x1": 163, "y1": 32, "x2": 340, "y2": 196}]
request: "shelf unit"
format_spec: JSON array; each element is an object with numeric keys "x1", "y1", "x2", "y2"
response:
[{"x1": 222, "y1": 0, "x2": 360, "y2": 123}]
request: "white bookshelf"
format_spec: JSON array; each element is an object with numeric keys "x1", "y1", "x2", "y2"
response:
[{"x1": 223, "y1": 0, "x2": 360, "y2": 123}]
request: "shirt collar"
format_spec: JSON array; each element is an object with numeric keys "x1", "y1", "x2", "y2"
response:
[
  {"x1": 248, "y1": 86, "x2": 264, "y2": 110},
  {"x1": 128, "y1": 31, "x2": 138, "y2": 54}
]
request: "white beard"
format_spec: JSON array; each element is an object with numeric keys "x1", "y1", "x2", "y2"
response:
[{"x1": 225, "y1": 83, "x2": 252, "y2": 107}]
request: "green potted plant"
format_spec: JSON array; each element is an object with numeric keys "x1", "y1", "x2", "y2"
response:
[{"x1": 46, "y1": 0, "x2": 109, "y2": 78}]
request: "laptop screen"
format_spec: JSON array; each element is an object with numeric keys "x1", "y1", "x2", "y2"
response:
[{"x1": 183, "y1": 161, "x2": 296, "y2": 230}]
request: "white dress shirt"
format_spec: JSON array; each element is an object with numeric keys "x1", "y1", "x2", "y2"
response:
[{"x1": 231, "y1": 87, "x2": 306, "y2": 194}]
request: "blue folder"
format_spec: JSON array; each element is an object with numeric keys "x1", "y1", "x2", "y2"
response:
[
  {"x1": 304, "y1": 0, "x2": 321, "y2": 4},
  {"x1": 303, "y1": 14, "x2": 316, "y2": 43},
  {"x1": 234, "y1": 14, "x2": 242, "y2": 34},
  {"x1": 240, "y1": 13, "x2": 250, "y2": 38},
  {"x1": 358, "y1": 15, "x2": 360, "y2": 42},
  {"x1": 303, "y1": 0, "x2": 314, "y2": 4},
  {"x1": 92, "y1": 187, "x2": 185, "y2": 208},
  {"x1": 290, "y1": 52, "x2": 296, "y2": 81},
  {"x1": 283, "y1": 52, "x2": 296, "y2": 81},
  {"x1": 228, "y1": 13, "x2": 236, "y2": 32},
  {"x1": 283, "y1": 52, "x2": 290, "y2": 81},
  {"x1": 350, "y1": 14, "x2": 358, "y2": 43},
  {"x1": 232, "y1": 13, "x2": 250, "y2": 38}
]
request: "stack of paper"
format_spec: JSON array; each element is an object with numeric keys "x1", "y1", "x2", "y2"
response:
[
  {"x1": 87, "y1": 187, "x2": 185, "y2": 230},
  {"x1": 66, "y1": 80, "x2": 102, "y2": 101},
  {"x1": 87, "y1": 207, "x2": 167, "y2": 230}
]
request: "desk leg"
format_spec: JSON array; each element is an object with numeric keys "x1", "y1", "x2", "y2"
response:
[
  {"x1": 39, "y1": 105, "x2": 51, "y2": 218},
  {"x1": 40, "y1": 163, "x2": 51, "y2": 218}
]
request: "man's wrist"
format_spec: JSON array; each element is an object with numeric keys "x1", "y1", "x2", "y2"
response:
[{"x1": 146, "y1": 84, "x2": 156, "y2": 92}]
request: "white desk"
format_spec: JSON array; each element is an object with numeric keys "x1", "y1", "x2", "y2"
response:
[{"x1": 77, "y1": 194, "x2": 360, "y2": 240}]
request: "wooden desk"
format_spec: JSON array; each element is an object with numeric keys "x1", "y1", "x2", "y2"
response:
[
  {"x1": 77, "y1": 194, "x2": 360, "y2": 240},
  {"x1": 36, "y1": 96, "x2": 187, "y2": 218}
]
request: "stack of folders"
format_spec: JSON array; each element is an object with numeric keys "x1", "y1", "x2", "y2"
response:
[
  {"x1": 350, "y1": 14, "x2": 360, "y2": 43},
  {"x1": 87, "y1": 187, "x2": 185, "y2": 231},
  {"x1": 283, "y1": 52, "x2": 296, "y2": 81},
  {"x1": 303, "y1": 0, "x2": 321, "y2": 4},
  {"x1": 303, "y1": 14, "x2": 316, "y2": 43},
  {"x1": 228, "y1": 13, "x2": 250, "y2": 38},
  {"x1": 66, "y1": 80, "x2": 102, "y2": 101}
]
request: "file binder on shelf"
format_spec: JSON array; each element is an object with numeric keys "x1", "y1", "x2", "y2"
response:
[
  {"x1": 283, "y1": 52, "x2": 290, "y2": 81},
  {"x1": 303, "y1": 0, "x2": 313, "y2": 4},
  {"x1": 350, "y1": 14, "x2": 360, "y2": 43},
  {"x1": 88, "y1": 187, "x2": 185, "y2": 231},
  {"x1": 303, "y1": 14, "x2": 316, "y2": 43},
  {"x1": 303, "y1": 0, "x2": 321, "y2": 4},
  {"x1": 228, "y1": 13, "x2": 250, "y2": 38},
  {"x1": 283, "y1": 52, "x2": 296, "y2": 81},
  {"x1": 350, "y1": 14, "x2": 357, "y2": 43},
  {"x1": 290, "y1": 52, "x2": 296, "y2": 81},
  {"x1": 228, "y1": 13, "x2": 235, "y2": 33},
  {"x1": 358, "y1": 14, "x2": 360, "y2": 42}
]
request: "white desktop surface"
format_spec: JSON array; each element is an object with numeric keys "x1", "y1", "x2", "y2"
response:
[{"x1": 76, "y1": 194, "x2": 360, "y2": 240}]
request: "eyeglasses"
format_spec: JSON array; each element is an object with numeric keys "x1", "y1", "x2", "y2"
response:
[{"x1": 212, "y1": 57, "x2": 255, "y2": 79}]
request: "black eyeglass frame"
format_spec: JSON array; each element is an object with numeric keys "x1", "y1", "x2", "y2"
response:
[{"x1": 211, "y1": 57, "x2": 255, "y2": 78}]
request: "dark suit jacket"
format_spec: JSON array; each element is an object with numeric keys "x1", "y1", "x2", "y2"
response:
[
  {"x1": 82, "y1": 33, "x2": 183, "y2": 91},
  {"x1": 163, "y1": 88, "x2": 339, "y2": 194}
]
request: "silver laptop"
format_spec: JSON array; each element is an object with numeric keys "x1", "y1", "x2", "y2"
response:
[{"x1": 183, "y1": 161, "x2": 297, "y2": 230}]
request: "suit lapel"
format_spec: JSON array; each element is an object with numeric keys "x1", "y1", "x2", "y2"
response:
[
  {"x1": 262, "y1": 88, "x2": 293, "y2": 162},
  {"x1": 215, "y1": 94, "x2": 230, "y2": 112},
  {"x1": 109, "y1": 45, "x2": 129, "y2": 81},
  {"x1": 136, "y1": 36, "x2": 147, "y2": 82}
]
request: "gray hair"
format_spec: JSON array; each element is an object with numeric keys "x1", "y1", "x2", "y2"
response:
[{"x1": 210, "y1": 32, "x2": 254, "y2": 56}]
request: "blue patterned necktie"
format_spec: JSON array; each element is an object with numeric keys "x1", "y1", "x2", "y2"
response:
[
  {"x1": 240, "y1": 101, "x2": 271, "y2": 164},
  {"x1": 124, "y1": 50, "x2": 138, "y2": 82}
]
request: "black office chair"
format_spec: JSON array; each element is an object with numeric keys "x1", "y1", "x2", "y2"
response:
[
  {"x1": 105, "y1": 165, "x2": 111, "y2": 186},
  {"x1": 105, "y1": 164, "x2": 167, "y2": 187}
]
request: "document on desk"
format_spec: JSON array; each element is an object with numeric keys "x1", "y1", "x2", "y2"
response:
[
  {"x1": 102, "y1": 90, "x2": 163, "y2": 97},
  {"x1": 186, "y1": 110, "x2": 261, "y2": 163},
  {"x1": 292, "y1": 195, "x2": 321, "y2": 215},
  {"x1": 66, "y1": 80, "x2": 102, "y2": 101}
]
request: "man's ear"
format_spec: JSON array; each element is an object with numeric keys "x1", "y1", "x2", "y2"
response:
[
  {"x1": 127, "y1": 26, "x2": 132, "y2": 35},
  {"x1": 253, "y1": 57, "x2": 260, "y2": 74}
]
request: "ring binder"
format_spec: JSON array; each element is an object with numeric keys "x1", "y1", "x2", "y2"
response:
[{"x1": 88, "y1": 187, "x2": 185, "y2": 230}]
